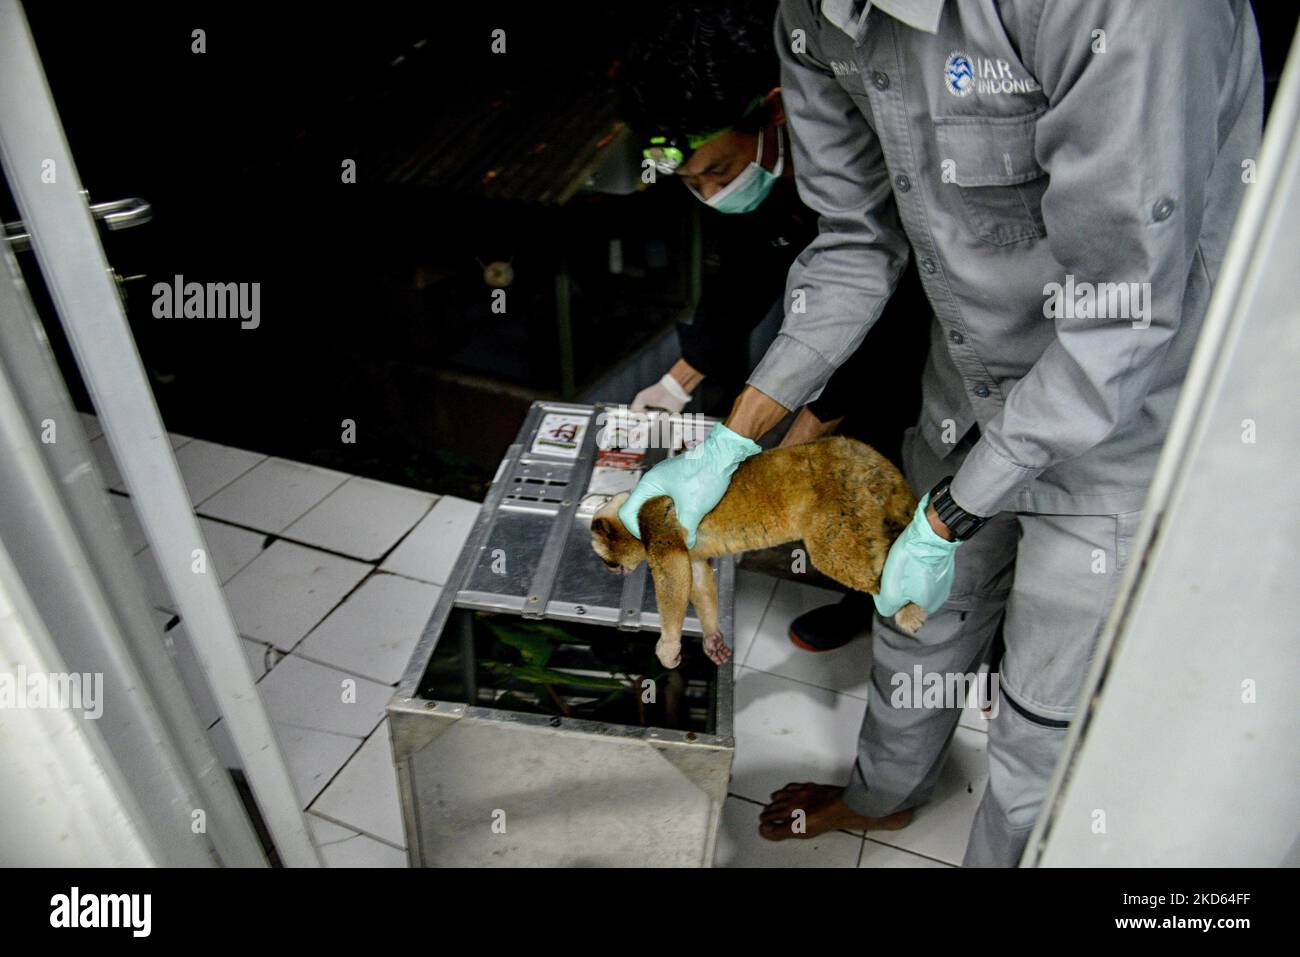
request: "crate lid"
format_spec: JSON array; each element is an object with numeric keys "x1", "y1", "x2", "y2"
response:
[{"x1": 452, "y1": 401, "x2": 731, "y2": 633}]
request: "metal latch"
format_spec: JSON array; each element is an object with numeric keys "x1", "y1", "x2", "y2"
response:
[{"x1": 4, "y1": 196, "x2": 152, "y2": 252}]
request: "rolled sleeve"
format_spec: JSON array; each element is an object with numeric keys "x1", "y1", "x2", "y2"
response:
[{"x1": 746, "y1": 0, "x2": 910, "y2": 409}]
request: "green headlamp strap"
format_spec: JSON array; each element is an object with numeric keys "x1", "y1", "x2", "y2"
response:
[
  {"x1": 643, "y1": 94, "x2": 769, "y2": 174},
  {"x1": 686, "y1": 94, "x2": 768, "y2": 149}
]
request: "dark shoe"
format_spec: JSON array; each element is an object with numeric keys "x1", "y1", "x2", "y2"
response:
[{"x1": 788, "y1": 590, "x2": 876, "y2": 652}]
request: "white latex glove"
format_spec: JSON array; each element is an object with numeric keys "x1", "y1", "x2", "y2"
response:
[{"x1": 631, "y1": 373, "x2": 692, "y2": 413}]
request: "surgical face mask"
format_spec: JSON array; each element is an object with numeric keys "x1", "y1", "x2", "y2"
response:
[{"x1": 687, "y1": 126, "x2": 784, "y2": 214}]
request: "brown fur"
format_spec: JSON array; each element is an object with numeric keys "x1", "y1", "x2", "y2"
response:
[{"x1": 591, "y1": 436, "x2": 927, "y2": 668}]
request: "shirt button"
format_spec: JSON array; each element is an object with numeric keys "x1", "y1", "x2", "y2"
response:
[
  {"x1": 973, "y1": 384, "x2": 990, "y2": 398},
  {"x1": 873, "y1": 71, "x2": 890, "y2": 90},
  {"x1": 1153, "y1": 197, "x2": 1176, "y2": 222},
  {"x1": 895, "y1": 174, "x2": 911, "y2": 193},
  {"x1": 922, "y1": 258, "x2": 936, "y2": 274},
  {"x1": 949, "y1": 330, "x2": 964, "y2": 344}
]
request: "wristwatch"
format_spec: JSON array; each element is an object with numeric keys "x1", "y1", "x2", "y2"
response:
[{"x1": 928, "y1": 476, "x2": 987, "y2": 541}]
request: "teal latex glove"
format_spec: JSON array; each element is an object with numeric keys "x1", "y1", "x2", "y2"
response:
[
  {"x1": 619, "y1": 423, "x2": 761, "y2": 548},
  {"x1": 873, "y1": 493, "x2": 962, "y2": 617}
]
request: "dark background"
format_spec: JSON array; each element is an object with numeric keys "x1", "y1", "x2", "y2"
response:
[
  {"x1": 9, "y1": 1, "x2": 693, "y2": 499},
  {"x1": 5, "y1": 1, "x2": 1296, "y2": 500}
]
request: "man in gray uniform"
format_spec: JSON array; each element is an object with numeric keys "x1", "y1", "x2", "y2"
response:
[{"x1": 618, "y1": 0, "x2": 1263, "y2": 865}]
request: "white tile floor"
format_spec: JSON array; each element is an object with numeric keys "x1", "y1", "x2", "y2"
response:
[
  {"x1": 86, "y1": 414, "x2": 987, "y2": 868},
  {"x1": 221, "y1": 541, "x2": 371, "y2": 651},
  {"x1": 198, "y1": 457, "x2": 351, "y2": 533}
]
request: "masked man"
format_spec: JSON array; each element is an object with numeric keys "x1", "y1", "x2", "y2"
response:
[
  {"x1": 619, "y1": 0, "x2": 1262, "y2": 865},
  {"x1": 618, "y1": 1, "x2": 926, "y2": 468}
]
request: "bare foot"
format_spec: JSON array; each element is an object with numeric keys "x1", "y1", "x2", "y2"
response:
[
  {"x1": 758, "y1": 782, "x2": 913, "y2": 841},
  {"x1": 703, "y1": 632, "x2": 731, "y2": 665}
]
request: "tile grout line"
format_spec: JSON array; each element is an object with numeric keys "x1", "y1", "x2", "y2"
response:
[
  {"x1": 101, "y1": 434, "x2": 443, "y2": 854},
  {"x1": 287, "y1": 646, "x2": 403, "y2": 690},
  {"x1": 281, "y1": 478, "x2": 439, "y2": 559},
  {"x1": 179, "y1": 446, "x2": 270, "y2": 509},
  {"x1": 733, "y1": 655, "x2": 991, "y2": 734},
  {"x1": 304, "y1": 721, "x2": 398, "y2": 844},
  {"x1": 735, "y1": 579, "x2": 779, "y2": 671},
  {"x1": 733, "y1": 659, "x2": 873, "y2": 700},
  {"x1": 862, "y1": 834, "x2": 962, "y2": 868},
  {"x1": 263, "y1": 471, "x2": 355, "y2": 534},
  {"x1": 306, "y1": 809, "x2": 407, "y2": 854},
  {"x1": 373, "y1": 498, "x2": 484, "y2": 583},
  {"x1": 196, "y1": 498, "x2": 443, "y2": 573},
  {"x1": 206, "y1": 460, "x2": 353, "y2": 540},
  {"x1": 119, "y1": 476, "x2": 470, "y2": 581},
  {"x1": 279, "y1": 567, "x2": 388, "y2": 660},
  {"x1": 363, "y1": 497, "x2": 442, "y2": 567}
]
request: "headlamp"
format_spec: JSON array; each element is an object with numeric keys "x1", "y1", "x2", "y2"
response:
[
  {"x1": 642, "y1": 95, "x2": 769, "y2": 177},
  {"x1": 644, "y1": 134, "x2": 689, "y2": 175}
]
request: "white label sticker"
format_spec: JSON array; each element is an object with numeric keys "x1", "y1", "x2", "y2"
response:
[
  {"x1": 587, "y1": 466, "x2": 643, "y2": 496},
  {"x1": 530, "y1": 413, "x2": 589, "y2": 458}
]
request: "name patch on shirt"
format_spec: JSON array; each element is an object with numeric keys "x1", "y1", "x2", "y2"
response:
[{"x1": 945, "y1": 50, "x2": 1040, "y2": 97}]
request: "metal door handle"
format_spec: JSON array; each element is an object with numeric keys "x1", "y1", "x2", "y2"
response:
[{"x1": 4, "y1": 196, "x2": 152, "y2": 252}]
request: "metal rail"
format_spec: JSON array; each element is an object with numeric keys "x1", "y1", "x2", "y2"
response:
[{"x1": 0, "y1": 0, "x2": 320, "y2": 867}]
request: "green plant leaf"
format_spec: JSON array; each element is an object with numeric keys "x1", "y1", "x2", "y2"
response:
[
  {"x1": 482, "y1": 660, "x2": 632, "y2": 692},
  {"x1": 481, "y1": 617, "x2": 555, "y2": 667}
]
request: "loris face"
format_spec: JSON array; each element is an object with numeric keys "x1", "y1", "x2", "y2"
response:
[{"x1": 589, "y1": 492, "x2": 646, "y2": 575}]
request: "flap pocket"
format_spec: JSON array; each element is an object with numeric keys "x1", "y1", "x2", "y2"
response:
[
  {"x1": 934, "y1": 112, "x2": 1048, "y2": 246},
  {"x1": 933, "y1": 112, "x2": 1044, "y2": 187}
]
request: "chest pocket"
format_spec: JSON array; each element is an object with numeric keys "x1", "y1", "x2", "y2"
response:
[{"x1": 934, "y1": 112, "x2": 1047, "y2": 247}]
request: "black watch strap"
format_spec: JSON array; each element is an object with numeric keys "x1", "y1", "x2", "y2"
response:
[{"x1": 928, "y1": 476, "x2": 986, "y2": 541}]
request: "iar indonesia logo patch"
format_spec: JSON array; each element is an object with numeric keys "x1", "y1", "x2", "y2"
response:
[{"x1": 945, "y1": 49, "x2": 1041, "y2": 97}]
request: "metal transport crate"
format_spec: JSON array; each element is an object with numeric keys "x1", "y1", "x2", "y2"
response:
[{"x1": 389, "y1": 401, "x2": 735, "y2": 866}]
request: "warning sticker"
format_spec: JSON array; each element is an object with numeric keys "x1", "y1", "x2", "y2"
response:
[
  {"x1": 585, "y1": 447, "x2": 645, "y2": 498},
  {"x1": 595, "y1": 448, "x2": 645, "y2": 470}
]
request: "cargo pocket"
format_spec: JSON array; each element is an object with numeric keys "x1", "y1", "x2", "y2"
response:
[{"x1": 934, "y1": 112, "x2": 1048, "y2": 247}]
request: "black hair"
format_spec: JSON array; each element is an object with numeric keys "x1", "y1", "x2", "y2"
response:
[{"x1": 616, "y1": 1, "x2": 779, "y2": 138}]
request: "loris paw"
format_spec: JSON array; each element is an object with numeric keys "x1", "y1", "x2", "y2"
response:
[
  {"x1": 894, "y1": 602, "x2": 928, "y2": 635},
  {"x1": 703, "y1": 632, "x2": 731, "y2": 666},
  {"x1": 655, "y1": 638, "x2": 682, "y2": 669}
]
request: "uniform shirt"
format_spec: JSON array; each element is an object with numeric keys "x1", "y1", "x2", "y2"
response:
[{"x1": 748, "y1": 0, "x2": 1263, "y2": 516}]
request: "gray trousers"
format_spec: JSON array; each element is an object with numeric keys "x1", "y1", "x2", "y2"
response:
[{"x1": 840, "y1": 428, "x2": 1142, "y2": 866}]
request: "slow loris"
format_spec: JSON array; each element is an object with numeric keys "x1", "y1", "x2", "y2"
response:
[{"x1": 589, "y1": 436, "x2": 928, "y2": 669}]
